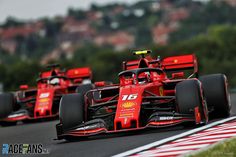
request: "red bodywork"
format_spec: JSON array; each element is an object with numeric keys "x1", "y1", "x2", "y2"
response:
[
  {"x1": 56, "y1": 54, "x2": 206, "y2": 139},
  {"x1": 2, "y1": 66, "x2": 92, "y2": 123}
]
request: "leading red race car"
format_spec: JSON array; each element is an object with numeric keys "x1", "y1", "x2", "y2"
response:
[
  {"x1": 0, "y1": 64, "x2": 92, "y2": 126},
  {"x1": 56, "y1": 50, "x2": 231, "y2": 140}
]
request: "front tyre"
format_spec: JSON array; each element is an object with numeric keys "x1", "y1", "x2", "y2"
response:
[
  {"x1": 199, "y1": 74, "x2": 231, "y2": 118},
  {"x1": 59, "y1": 93, "x2": 84, "y2": 131},
  {"x1": 176, "y1": 79, "x2": 208, "y2": 125},
  {"x1": 0, "y1": 93, "x2": 15, "y2": 119}
]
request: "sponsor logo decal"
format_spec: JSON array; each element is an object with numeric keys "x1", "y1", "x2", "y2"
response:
[
  {"x1": 39, "y1": 98, "x2": 49, "y2": 103},
  {"x1": 122, "y1": 102, "x2": 136, "y2": 109},
  {"x1": 119, "y1": 113, "x2": 134, "y2": 118},
  {"x1": 159, "y1": 116, "x2": 174, "y2": 121},
  {"x1": 74, "y1": 70, "x2": 79, "y2": 74}
]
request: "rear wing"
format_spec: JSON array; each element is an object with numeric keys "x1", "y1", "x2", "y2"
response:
[
  {"x1": 66, "y1": 67, "x2": 92, "y2": 80},
  {"x1": 123, "y1": 50, "x2": 160, "y2": 70},
  {"x1": 123, "y1": 58, "x2": 160, "y2": 70},
  {"x1": 39, "y1": 69, "x2": 60, "y2": 78},
  {"x1": 40, "y1": 71, "x2": 52, "y2": 78},
  {"x1": 123, "y1": 60, "x2": 139, "y2": 70},
  {"x1": 161, "y1": 54, "x2": 198, "y2": 78}
]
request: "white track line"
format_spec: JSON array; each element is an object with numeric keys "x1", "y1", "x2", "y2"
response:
[
  {"x1": 141, "y1": 150, "x2": 192, "y2": 157},
  {"x1": 113, "y1": 116, "x2": 236, "y2": 157}
]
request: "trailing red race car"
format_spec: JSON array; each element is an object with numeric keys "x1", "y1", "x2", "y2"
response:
[
  {"x1": 56, "y1": 50, "x2": 231, "y2": 140},
  {"x1": 0, "y1": 64, "x2": 93, "y2": 126}
]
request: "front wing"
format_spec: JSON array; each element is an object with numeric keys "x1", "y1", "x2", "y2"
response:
[
  {"x1": 56, "y1": 111, "x2": 202, "y2": 140},
  {"x1": 0, "y1": 110, "x2": 58, "y2": 122}
]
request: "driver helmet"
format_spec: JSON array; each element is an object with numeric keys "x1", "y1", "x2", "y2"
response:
[
  {"x1": 82, "y1": 79, "x2": 92, "y2": 85},
  {"x1": 138, "y1": 72, "x2": 150, "y2": 84},
  {"x1": 49, "y1": 78, "x2": 60, "y2": 85}
]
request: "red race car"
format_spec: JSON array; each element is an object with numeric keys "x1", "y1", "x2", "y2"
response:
[
  {"x1": 0, "y1": 64, "x2": 93, "y2": 126},
  {"x1": 56, "y1": 51, "x2": 231, "y2": 140}
]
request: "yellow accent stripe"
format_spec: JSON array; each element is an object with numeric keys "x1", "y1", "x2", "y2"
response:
[{"x1": 134, "y1": 50, "x2": 151, "y2": 55}]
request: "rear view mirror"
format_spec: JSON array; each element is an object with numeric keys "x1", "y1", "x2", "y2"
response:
[
  {"x1": 95, "y1": 81, "x2": 106, "y2": 87},
  {"x1": 20, "y1": 85, "x2": 29, "y2": 90},
  {"x1": 172, "y1": 72, "x2": 184, "y2": 79}
]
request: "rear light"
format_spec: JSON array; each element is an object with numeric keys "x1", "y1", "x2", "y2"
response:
[{"x1": 172, "y1": 72, "x2": 184, "y2": 79}]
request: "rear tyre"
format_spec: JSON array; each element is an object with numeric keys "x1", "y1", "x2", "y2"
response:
[
  {"x1": 199, "y1": 74, "x2": 230, "y2": 118},
  {"x1": 0, "y1": 93, "x2": 15, "y2": 119},
  {"x1": 76, "y1": 83, "x2": 93, "y2": 96},
  {"x1": 59, "y1": 93, "x2": 84, "y2": 131},
  {"x1": 176, "y1": 80, "x2": 207, "y2": 125}
]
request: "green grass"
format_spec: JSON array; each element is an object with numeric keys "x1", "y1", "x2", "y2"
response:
[{"x1": 188, "y1": 138, "x2": 236, "y2": 157}]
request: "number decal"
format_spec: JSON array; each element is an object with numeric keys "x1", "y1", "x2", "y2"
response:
[
  {"x1": 122, "y1": 94, "x2": 138, "y2": 101},
  {"x1": 122, "y1": 95, "x2": 128, "y2": 101}
]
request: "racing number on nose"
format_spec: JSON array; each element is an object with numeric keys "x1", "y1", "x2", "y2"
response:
[{"x1": 122, "y1": 94, "x2": 138, "y2": 101}]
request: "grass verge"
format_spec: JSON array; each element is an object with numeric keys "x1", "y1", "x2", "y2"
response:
[{"x1": 188, "y1": 137, "x2": 236, "y2": 157}]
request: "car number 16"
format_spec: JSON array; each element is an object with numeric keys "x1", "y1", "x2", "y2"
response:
[{"x1": 122, "y1": 94, "x2": 138, "y2": 101}]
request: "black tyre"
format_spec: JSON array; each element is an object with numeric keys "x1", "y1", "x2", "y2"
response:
[
  {"x1": 176, "y1": 79, "x2": 207, "y2": 123},
  {"x1": 199, "y1": 74, "x2": 230, "y2": 118},
  {"x1": 75, "y1": 83, "x2": 93, "y2": 103},
  {"x1": 0, "y1": 93, "x2": 15, "y2": 119},
  {"x1": 59, "y1": 93, "x2": 84, "y2": 131},
  {"x1": 76, "y1": 84, "x2": 93, "y2": 96}
]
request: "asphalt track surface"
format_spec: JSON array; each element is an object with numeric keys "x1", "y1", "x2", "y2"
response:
[{"x1": 1, "y1": 94, "x2": 236, "y2": 157}]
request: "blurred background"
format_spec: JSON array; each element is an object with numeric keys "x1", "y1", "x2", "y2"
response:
[{"x1": 0, "y1": 0, "x2": 236, "y2": 91}]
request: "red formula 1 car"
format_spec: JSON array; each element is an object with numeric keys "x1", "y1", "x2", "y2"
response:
[
  {"x1": 56, "y1": 51, "x2": 231, "y2": 140},
  {"x1": 0, "y1": 64, "x2": 93, "y2": 126}
]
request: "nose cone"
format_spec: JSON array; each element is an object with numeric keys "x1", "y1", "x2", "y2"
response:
[
  {"x1": 114, "y1": 86, "x2": 143, "y2": 130},
  {"x1": 35, "y1": 89, "x2": 54, "y2": 117}
]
